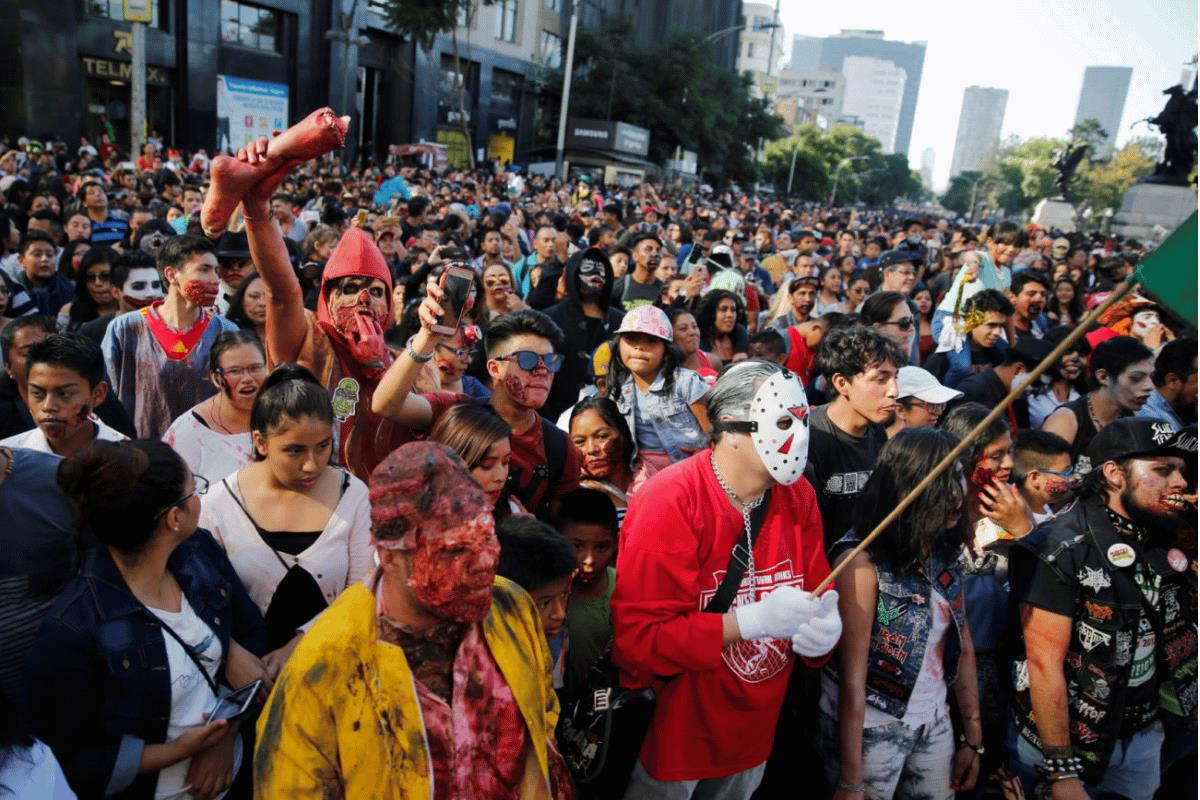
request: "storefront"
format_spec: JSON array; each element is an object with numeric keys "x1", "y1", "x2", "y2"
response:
[
  {"x1": 82, "y1": 54, "x2": 176, "y2": 147},
  {"x1": 561, "y1": 118, "x2": 656, "y2": 187}
]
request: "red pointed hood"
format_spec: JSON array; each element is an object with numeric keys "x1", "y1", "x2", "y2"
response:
[{"x1": 317, "y1": 227, "x2": 393, "y2": 329}]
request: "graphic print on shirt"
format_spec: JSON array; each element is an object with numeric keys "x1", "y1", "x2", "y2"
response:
[
  {"x1": 823, "y1": 471, "x2": 872, "y2": 495},
  {"x1": 699, "y1": 559, "x2": 804, "y2": 684}
]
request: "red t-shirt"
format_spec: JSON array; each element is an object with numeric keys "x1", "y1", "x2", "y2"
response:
[
  {"x1": 612, "y1": 450, "x2": 830, "y2": 781},
  {"x1": 784, "y1": 328, "x2": 815, "y2": 385},
  {"x1": 508, "y1": 414, "x2": 582, "y2": 514}
]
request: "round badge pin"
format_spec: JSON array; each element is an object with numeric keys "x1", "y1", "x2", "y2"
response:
[
  {"x1": 1167, "y1": 548, "x2": 1189, "y2": 573},
  {"x1": 1107, "y1": 543, "x2": 1136, "y2": 568}
]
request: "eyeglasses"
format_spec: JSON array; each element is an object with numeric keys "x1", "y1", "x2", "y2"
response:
[
  {"x1": 484, "y1": 277, "x2": 511, "y2": 287},
  {"x1": 1016, "y1": 466, "x2": 1074, "y2": 485},
  {"x1": 904, "y1": 399, "x2": 945, "y2": 416},
  {"x1": 880, "y1": 317, "x2": 915, "y2": 331},
  {"x1": 436, "y1": 343, "x2": 474, "y2": 359},
  {"x1": 495, "y1": 350, "x2": 564, "y2": 373},
  {"x1": 217, "y1": 364, "x2": 267, "y2": 380},
  {"x1": 153, "y1": 474, "x2": 209, "y2": 520},
  {"x1": 86, "y1": 271, "x2": 112, "y2": 284}
]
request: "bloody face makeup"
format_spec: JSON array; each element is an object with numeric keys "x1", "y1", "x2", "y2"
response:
[
  {"x1": 491, "y1": 333, "x2": 554, "y2": 410},
  {"x1": 571, "y1": 409, "x2": 624, "y2": 480},
  {"x1": 1116, "y1": 457, "x2": 1189, "y2": 523},
  {"x1": 405, "y1": 512, "x2": 500, "y2": 623},
  {"x1": 120, "y1": 267, "x2": 165, "y2": 309},
  {"x1": 327, "y1": 276, "x2": 389, "y2": 335},
  {"x1": 26, "y1": 363, "x2": 98, "y2": 454},
  {"x1": 172, "y1": 253, "x2": 220, "y2": 308}
]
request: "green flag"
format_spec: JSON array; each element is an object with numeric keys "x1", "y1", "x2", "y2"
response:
[{"x1": 1134, "y1": 211, "x2": 1198, "y2": 328}]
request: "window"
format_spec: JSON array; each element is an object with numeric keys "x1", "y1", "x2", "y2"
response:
[
  {"x1": 746, "y1": 42, "x2": 755, "y2": 59},
  {"x1": 87, "y1": 0, "x2": 167, "y2": 29},
  {"x1": 221, "y1": 0, "x2": 281, "y2": 52},
  {"x1": 543, "y1": 0, "x2": 561, "y2": 10},
  {"x1": 540, "y1": 29, "x2": 561, "y2": 68},
  {"x1": 494, "y1": 0, "x2": 517, "y2": 41}
]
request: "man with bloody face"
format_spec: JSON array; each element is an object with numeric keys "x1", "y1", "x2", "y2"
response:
[
  {"x1": 221, "y1": 127, "x2": 462, "y2": 480},
  {"x1": 255, "y1": 441, "x2": 572, "y2": 799}
]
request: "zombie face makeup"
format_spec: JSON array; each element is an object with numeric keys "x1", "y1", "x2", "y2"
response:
[
  {"x1": 571, "y1": 409, "x2": 625, "y2": 480},
  {"x1": 576, "y1": 251, "x2": 608, "y2": 299},
  {"x1": 1115, "y1": 457, "x2": 1189, "y2": 524},
  {"x1": 489, "y1": 333, "x2": 555, "y2": 411},
  {"x1": 171, "y1": 253, "x2": 220, "y2": 308},
  {"x1": 327, "y1": 276, "x2": 389, "y2": 335},
  {"x1": 1104, "y1": 358, "x2": 1156, "y2": 413},
  {"x1": 119, "y1": 267, "x2": 165, "y2": 310},
  {"x1": 403, "y1": 511, "x2": 500, "y2": 623},
  {"x1": 26, "y1": 363, "x2": 101, "y2": 455},
  {"x1": 1131, "y1": 309, "x2": 1161, "y2": 339}
]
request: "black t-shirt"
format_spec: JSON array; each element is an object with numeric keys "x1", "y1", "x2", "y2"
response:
[
  {"x1": 807, "y1": 403, "x2": 889, "y2": 549},
  {"x1": 923, "y1": 345, "x2": 1004, "y2": 384},
  {"x1": 610, "y1": 275, "x2": 662, "y2": 312}
]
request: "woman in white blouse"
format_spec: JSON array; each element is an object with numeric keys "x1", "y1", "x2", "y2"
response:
[
  {"x1": 163, "y1": 330, "x2": 263, "y2": 483},
  {"x1": 199, "y1": 364, "x2": 373, "y2": 677}
]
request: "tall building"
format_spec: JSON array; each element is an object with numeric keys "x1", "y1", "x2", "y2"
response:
[
  {"x1": 1073, "y1": 66, "x2": 1133, "y2": 158},
  {"x1": 597, "y1": 0, "x2": 744, "y2": 72},
  {"x1": 840, "y1": 56, "x2": 906, "y2": 154},
  {"x1": 918, "y1": 148, "x2": 935, "y2": 188},
  {"x1": 949, "y1": 86, "x2": 1008, "y2": 177},
  {"x1": 787, "y1": 29, "x2": 926, "y2": 156},
  {"x1": 735, "y1": 2, "x2": 785, "y2": 97},
  {"x1": 775, "y1": 69, "x2": 844, "y2": 127}
]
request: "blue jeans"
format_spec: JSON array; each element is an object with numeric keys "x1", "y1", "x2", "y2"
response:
[
  {"x1": 624, "y1": 760, "x2": 766, "y2": 800},
  {"x1": 1008, "y1": 719, "x2": 1164, "y2": 800},
  {"x1": 820, "y1": 711, "x2": 955, "y2": 800}
]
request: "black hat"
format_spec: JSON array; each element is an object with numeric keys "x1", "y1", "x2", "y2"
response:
[
  {"x1": 1008, "y1": 335, "x2": 1055, "y2": 369},
  {"x1": 878, "y1": 249, "x2": 917, "y2": 270},
  {"x1": 215, "y1": 230, "x2": 250, "y2": 259},
  {"x1": 1086, "y1": 418, "x2": 1197, "y2": 467}
]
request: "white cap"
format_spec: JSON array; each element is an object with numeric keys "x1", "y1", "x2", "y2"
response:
[{"x1": 897, "y1": 366, "x2": 962, "y2": 404}]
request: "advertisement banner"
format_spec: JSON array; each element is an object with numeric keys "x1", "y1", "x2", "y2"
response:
[{"x1": 216, "y1": 75, "x2": 288, "y2": 154}]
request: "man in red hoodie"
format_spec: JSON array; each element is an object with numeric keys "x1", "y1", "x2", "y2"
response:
[
  {"x1": 612, "y1": 359, "x2": 842, "y2": 798},
  {"x1": 230, "y1": 135, "x2": 461, "y2": 479}
]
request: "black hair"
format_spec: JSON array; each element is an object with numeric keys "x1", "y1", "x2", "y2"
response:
[
  {"x1": 225, "y1": 272, "x2": 264, "y2": 332},
  {"x1": 156, "y1": 233, "x2": 215, "y2": 273},
  {"x1": 694, "y1": 289, "x2": 748, "y2": 342},
  {"x1": 57, "y1": 439, "x2": 188, "y2": 555},
  {"x1": 607, "y1": 332, "x2": 686, "y2": 403},
  {"x1": 17, "y1": 230, "x2": 54, "y2": 256},
  {"x1": 25, "y1": 333, "x2": 104, "y2": 387},
  {"x1": 1010, "y1": 270, "x2": 1050, "y2": 296},
  {"x1": 249, "y1": 364, "x2": 333, "y2": 459},
  {"x1": 815, "y1": 325, "x2": 905, "y2": 383},
  {"x1": 750, "y1": 327, "x2": 786, "y2": 355},
  {"x1": 1089, "y1": 335, "x2": 1153, "y2": 391},
  {"x1": 131, "y1": 219, "x2": 176, "y2": 252},
  {"x1": 569, "y1": 395, "x2": 635, "y2": 472},
  {"x1": 857, "y1": 428, "x2": 965, "y2": 573},
  {"x1": 1047, "y1": 277, "x2": 1084, "y2": 322},
  {"x1": 406, "y1": 195, "x2": 430, "y2": 217},
  {"x1": 111, "y1": 249, "x2": 159, "y2": 290},
  {"x1": 1012, "y1": 429, "x2": 1072, "y2": 478},
  {"x1": 496, "y1": 515, "x2": 579, "y2": 592},
  {"x1": 963, "y1": 288, "x2": 1014, "y2": 317},
  {"x1": 0, "y1": 315, "x2": 57, "y2": 365},
  {"x1": 207, "y1": 329, "x2": 264, "y2": 375},
  {"x1": 66, "y1": 246, "x2": 118, "y2": 330},
  {"x1": 484, "y1": 308, "x2": 564, "y2": 356},
  {"x1": 1153, "y1": 337, "x2": 1197, "y2": 387},
  {"x1": 555, "y1": 487, "x2": 618, "y2": 536},
  {"x1": 859, "y1": 291, "x2": 908, "y2": 326},
  {"x1": 940, "y1": 401, "x2": 1009, "y2": 475},
  {"x1": 57, "y1": 239, "x2": 91, "y2": 279},
  {"x1": 988, "y1": 220, "x2": 1025, "y2": 247}
]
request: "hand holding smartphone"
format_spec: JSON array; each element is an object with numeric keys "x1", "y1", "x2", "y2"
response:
[
  {"x1": 432, "y1": 266, "x2": 475, "y2": 336},
  {"x1": 206, "y1": 679, "x2": 263, "y2": 724}
]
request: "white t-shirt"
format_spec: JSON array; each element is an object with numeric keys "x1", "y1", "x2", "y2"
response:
[
  {"x1": 0, "y1": 416, "x2": 127, "y2": 453},
  {"x1": 148, "y1": 595, "x2": 227, "y2": 799},
  {"x1": 163, "y1": 411, "x2": 255, "y2": 485},
  {"x1": 0, "y1": 739, "x2": 77, "y2": 799}
]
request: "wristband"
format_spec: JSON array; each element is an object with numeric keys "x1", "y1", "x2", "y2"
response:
[
  {"x1": 956, "y1": 734, "x2": 985, "y2": 755},
  {"x1": 405, "y1": 337, "x2": 434, "y2": 363},
  {"x1": 836, "y1": 782, "x2": 865, "y2": 794},
  {"x1": 1035, "y1": 754, "x2": 1083, "y2": 777}
]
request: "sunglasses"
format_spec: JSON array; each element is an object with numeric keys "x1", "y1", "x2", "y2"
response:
[
  {"x1": 494, "y1": 350, "x2": 564, "y2": 373},
  {"x1": 880, "y1": 317, "x2": 915, "y2": 331}
]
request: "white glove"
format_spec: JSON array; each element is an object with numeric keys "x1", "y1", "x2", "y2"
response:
[
  {"x1": 791, "y1": 590, "x2": 842, "y2": 658},
  {"x1": 735, "y1": 585, "x2": 816, "y2": 641}
]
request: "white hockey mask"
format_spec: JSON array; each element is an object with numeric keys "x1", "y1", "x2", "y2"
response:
[{"x1": 720, "y1": 369, "x2": 811, "y2": 485}]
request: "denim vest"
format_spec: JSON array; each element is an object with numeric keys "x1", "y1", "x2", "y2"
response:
[
  {"x1": 1009, "y1": 498, "x2": 1198, "y2": 785},
  {"x1": 826, "y1": 533, "x2": 967, "y2": 719},
  {"x1": 614, "y1": 367, "x2": 708, "y2": 463}
]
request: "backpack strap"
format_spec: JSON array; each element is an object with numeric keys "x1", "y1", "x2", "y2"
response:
[
  {"x1": 703, "y1": 489, "x2": 772, "y2": 614},
  {"x1": 507, "y1": 416, "x2": 570, "y2": 517}
]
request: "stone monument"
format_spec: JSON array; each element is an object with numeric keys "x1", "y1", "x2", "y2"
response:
[
  {"x1": 1113, "y1": 80, "x2": 1198, "y2": 241},
  {"x1": 1032, "y1": 142, "x2": 1088, "y2": 232}
]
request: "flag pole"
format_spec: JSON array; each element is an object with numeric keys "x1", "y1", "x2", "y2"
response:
[{"x1": 814, "y1": 277, "x2": 1139, "y2": 594}]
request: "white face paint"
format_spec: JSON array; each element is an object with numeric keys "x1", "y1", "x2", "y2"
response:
[
  {"x1": 122, "y1": 267, "x2": 165, "y2": 308},
  {"x1": 747, "y1": 370, "x2": 811, "y2": 485},
  {"x1": 1131, "y1": 310, "x2": 1160, "y2": 338}
]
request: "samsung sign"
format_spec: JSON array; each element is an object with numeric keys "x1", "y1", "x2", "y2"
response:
[{"x1": 566, "y1": 118, "x2": 650, "y2": 157}]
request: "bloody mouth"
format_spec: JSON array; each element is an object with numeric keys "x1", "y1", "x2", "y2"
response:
[{"x1": 1162, "y1": 493, "x2": 1196, "y2": 511}]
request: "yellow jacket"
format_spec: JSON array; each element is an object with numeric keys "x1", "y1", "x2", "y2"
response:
[{"x1": 254, "y1": 576, "x2": 560, "y2": 799}]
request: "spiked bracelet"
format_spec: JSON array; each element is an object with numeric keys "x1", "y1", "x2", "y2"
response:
[{"x1": 1036, "y1": 755, "x2": 1084, "y2": 777}]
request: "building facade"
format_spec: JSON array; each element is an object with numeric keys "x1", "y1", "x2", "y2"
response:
[
  {"x1": 775, "y1": 69, "x2": 843, "y2": 128},
  {"x1": 789, "y1": 29, "x2": 925, "y2": 157},
  {"x1": 1074, "y1": 66, "x2": 1133, "y2": 158},
  {"x1": 735, "y1": 1, "x2": 783, "y2": 97},
  {"x1": 949, "y1": 85, "x2": 1008, "y2": 177},
  {"x1": 839, "y1": 56, "x2": 906, "y2": 154}
]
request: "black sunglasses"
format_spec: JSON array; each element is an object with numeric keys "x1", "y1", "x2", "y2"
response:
[
  {"x1": 495, "y1": 350, "x2": 564, "y2": 373},
  {"x1": 880, "y1": 317, "x2": 915, "y2": 332}
]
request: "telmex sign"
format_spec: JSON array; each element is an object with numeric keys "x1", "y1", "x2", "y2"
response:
[{"x1": 565, "y1": 118, "x2": 650, "y2": 157}]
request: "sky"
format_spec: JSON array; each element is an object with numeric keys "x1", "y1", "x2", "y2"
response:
[{"x1": 773, "y1": 0, "x2": 1198, "y2": 190}]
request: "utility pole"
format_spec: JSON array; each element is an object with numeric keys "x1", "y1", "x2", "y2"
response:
[
  {"x1": 125, "y1": 0, "x2": 152, "y2": 156},
  {"x1": 554, "y1": 0, "x2": 579, "y2": 181},
  {"x1": 326, "y1": 0, "x2": 368, "y2": 164},
  {"x1": 786, "y1": 144, "x2": 799, "y2": 197}
]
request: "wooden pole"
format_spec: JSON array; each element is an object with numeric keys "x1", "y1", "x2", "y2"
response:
[{"x1": 814, "y1": 277, "x2": 1138, "y2": 594}]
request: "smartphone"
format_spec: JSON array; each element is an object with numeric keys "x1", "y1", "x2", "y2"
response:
[
  {"x1": 207, "y1": 680, "x2": 263, "y2": 723},
  {"x1": 433, "y1": 265, "x2": 475, "y2": 336}
]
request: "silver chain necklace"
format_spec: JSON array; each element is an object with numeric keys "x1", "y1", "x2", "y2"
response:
[{"x1": 711, "y1": 451, "x2": 765, "y2": 603}]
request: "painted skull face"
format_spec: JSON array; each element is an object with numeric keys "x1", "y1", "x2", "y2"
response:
[
  {"x1": 406, "y1": 511, "x2": 500, "y2": 623},
  {"x1": 577, "y1": 252, "x2": 608, "y2": 298},
  {"x1": 1131, "y1": 309, "x2": 1160, "y2": 338},
  {"x1": 747, "y1": 369, "x2": 811, "y2": 485},
  {"x1": 121, "y1": 267, "x2": 165, "y2": 309}
]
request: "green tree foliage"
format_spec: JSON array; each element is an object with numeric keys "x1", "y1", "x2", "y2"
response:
[
  {"x1": 761, "y1": 124, "x2": 924, "y2": 203},
  {"x1": 546, "y1": 15, "x2": 784, "y2": 184},
  {"x1": 378, "y1": 0, "x2": 475, "y2": 51}
]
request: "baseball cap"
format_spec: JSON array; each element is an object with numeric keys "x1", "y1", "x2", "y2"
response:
[
  {"x1": 878, "y1": 249, "x2": 916, "y2": 270},
  {"x1": 616, "y1": 304, "x2": 673, "y2": 342},
  {"x1": 896, "y1": 366, "x2": 963, "y2": 404},
  {"x1": 741, "y1": 243, "x2": 759, "y2": 260},
  {"x1": 1086, "y1": 418, "x2": 1197, "y2": 467},
  {"x1": 591, "y1": 341, "x2": 613, "y2": 379}
]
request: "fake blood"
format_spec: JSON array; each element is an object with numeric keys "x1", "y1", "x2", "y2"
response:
[{"x1": 182, "y1": 280, "x2": 219, "y2": 307}]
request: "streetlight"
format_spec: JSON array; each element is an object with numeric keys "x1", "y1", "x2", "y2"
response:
[
  {"x1": 704, "y1": 19, "x2": 779, "y2": 45},
  {"x1": 554, "y1": 0, "x2": 581, "y2": 180},
  {"x1": 828, "y1": 155, "x2": 869, "y2": 205}
]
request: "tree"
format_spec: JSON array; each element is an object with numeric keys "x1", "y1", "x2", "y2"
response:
[
  {"x1": 762, "y1": 124, "x2": 923, "y2": 204},
  {"x1": 1076, "y1": 139, "x2": 1159, "y2": 210},
  {"x1": 1069, "y1": 118, "x2": 1110, "y2": 158},
  {"x1": 940, "y1": 171, "x2": 983, "y2": 216},
  {"x1": 379, "y1": 0, "x2": 492, "y2": 168}
]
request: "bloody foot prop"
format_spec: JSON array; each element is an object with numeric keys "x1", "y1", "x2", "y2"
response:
[{"x1": 202, "y1": 108, "x2": 349, "y2": 238}]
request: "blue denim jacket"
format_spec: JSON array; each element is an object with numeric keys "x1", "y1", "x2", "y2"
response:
[
  {"x1": 826, "y1": 534, "x2": 966, "y2": 719},
  {"x1": 25, "y1": 529, "x2": 266, "y2": 800},
  {"x1": 615, "y1": 366, "x2": 708, "y2": 462}
]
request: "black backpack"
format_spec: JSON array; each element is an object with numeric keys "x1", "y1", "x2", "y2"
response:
[{"x1": 506, "y1": 416, "x2": 568, "y2": 520}]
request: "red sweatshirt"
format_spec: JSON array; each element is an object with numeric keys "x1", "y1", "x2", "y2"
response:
[{"x1": 612, "y1": 450, "x2": 830, "y2": 781}]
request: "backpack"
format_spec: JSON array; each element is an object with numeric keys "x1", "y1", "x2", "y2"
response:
[{"x1": 506, "y1": 416, "x2": 568, "y2": 520}]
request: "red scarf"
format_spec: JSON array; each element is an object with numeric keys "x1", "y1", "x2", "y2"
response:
[{"x1": 141, "y1": 303, "x2": 212, "y2": 361}]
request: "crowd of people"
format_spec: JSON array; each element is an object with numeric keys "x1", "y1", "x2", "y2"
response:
[{"x1": 0, "y1": 119, "x2": 1195, "y2": 800}]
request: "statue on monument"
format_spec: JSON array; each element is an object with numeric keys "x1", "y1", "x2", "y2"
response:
[
  {"x1": 1051, "y1": 142, "x2": 1089, "y2": 200},
  {"x1": 1145, "y1": 79, "x2": 1197, "y2": 185}
]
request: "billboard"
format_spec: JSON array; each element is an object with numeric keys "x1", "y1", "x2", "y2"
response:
[{"x1": 216, "y1": 75, "x2": 288, "y2": 154}]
